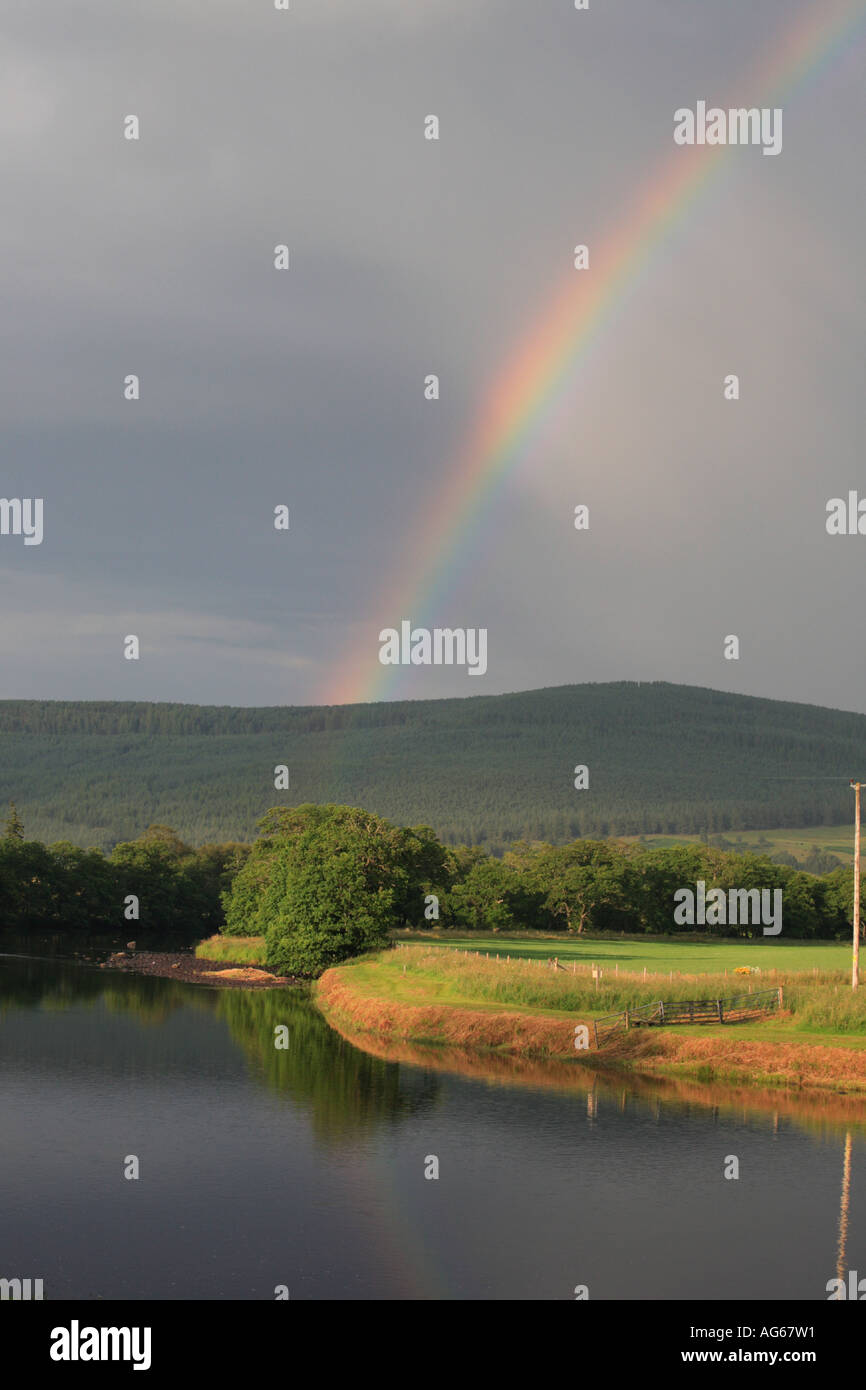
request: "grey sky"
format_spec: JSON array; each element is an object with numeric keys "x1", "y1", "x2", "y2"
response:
[{"x1": 1, "y1": 0, "x2": 863, "y2": 709}]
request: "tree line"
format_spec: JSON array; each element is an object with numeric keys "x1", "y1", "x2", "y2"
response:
[
  {"x1": 222, "y1": 805, "x2": 861, "y2": 976},
  {"x1": 2, "y1": 802, "x2": 860, "y2": 975},
  {"x1": 0, "y1": 806, "x2": 247, "y2": 938}
]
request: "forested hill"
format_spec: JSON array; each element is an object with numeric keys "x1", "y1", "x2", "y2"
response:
[{"x1": 0, "y1": 682, "x2": 863, "y2": 851}]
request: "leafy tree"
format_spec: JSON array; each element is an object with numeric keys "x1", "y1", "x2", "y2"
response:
[
  {"x1": 824, "y1": 867, "x2": 866, "y2": 937},
  {"x1": 221, "y1": 805, "x2": 331, "y2": 935},
  {"x1": 221, "y1": 839, "x2": 277, "y2": 936},
  {"x1": 0, "y1": 839, "x2": 57, "y2": 927},
  {"x1": 46, "y1": 841, "x2": 116, "y2": 930},
  {"x1": 522, "y1": 841, "x2": 632, "y2": 934},
  {"x1": 135, "y1": 824, "x2": 191, "y2": 859},
  {"x1": 259, "y1": 806, "x2": 411, "y2": 976},
  {"x1": 628, "y1": 845, "x2": 721, "y2": 935},
  {"x1": 390, "y1": 823, "x2": 450, "y2": 928},
  {"x1": 445, "y1": 857, "x2": 537, "y2": 932}
]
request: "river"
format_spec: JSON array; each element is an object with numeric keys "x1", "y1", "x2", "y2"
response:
[{"x1": 1, "y1": 953, "x2": 863, "y2": 1300}]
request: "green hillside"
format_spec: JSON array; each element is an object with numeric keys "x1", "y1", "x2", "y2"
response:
[{"x1": 0, "y1": 682, "x2": 862, "y2": 852}]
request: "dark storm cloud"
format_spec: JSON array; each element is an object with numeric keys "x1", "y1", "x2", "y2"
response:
[{"x1": 0, "y1": 0, "x2": 862, "y2": 708}]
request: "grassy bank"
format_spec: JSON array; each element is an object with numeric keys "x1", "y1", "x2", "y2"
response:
[
  {"x1": 332, "y1": 946, "x2": 866, "y2": 1031},
  {"x1": 315, "y1": 947, "x2": 866, "y2": 1093},
  {"x1": 195, "y1": 935, "x2": 267, "y2": 965}
]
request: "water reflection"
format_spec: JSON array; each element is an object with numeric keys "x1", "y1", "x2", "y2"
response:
[
  {"x1": 3, "y1": 953, "x2": 866, "y2": 1300},
  {"x1": 4, "y1": 953, "x2": 866, "y2": 1146},
  {"x1": 835, "y1": 1131, "x2": 853, "y2": 1292},
  {"x1": 0, "y1": 955, "x2": 441, "y2": 1144},
  {"x1": 325, "y1": 1009, "x2": 866, "y2": 1144},
  {"x1": 216, "y1": 988, "x2": 441, "y2": 1142}
]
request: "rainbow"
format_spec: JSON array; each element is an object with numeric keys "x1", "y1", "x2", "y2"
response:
[{"x1": 320, "y1": 0, "x2": 866, "y2": 708}]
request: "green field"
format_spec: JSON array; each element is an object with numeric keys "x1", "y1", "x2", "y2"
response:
[
  {"x1": 200, "y1": 929, "x2": 857, "y2": 978},
  {"x1": 401, "y1": 932, "x2": 854, "y2": 976},
  {"x1": 622, "y1": 824, "x2": 855, "y2": 866},
  {"x1": 333, "y1": 945, "x2": 866, "y2": 1037}
]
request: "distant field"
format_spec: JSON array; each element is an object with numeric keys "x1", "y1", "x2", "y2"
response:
[
  {"x1": 620, "y1": 824, "x2": 855, "y2": 865},
  {"x1": 402, "y1": 933, "x2": 852, "y2": 976}
]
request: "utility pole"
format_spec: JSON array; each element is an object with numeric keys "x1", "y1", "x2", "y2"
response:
[{"x1": 851, "y1": 781, "x2": 861, "y2": 990}]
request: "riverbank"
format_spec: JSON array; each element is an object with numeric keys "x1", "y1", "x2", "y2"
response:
[
  {"x1": 101, "y1": 949, "x2": 299, "y2": 989},
  {"x1": 316, "y1": 950, "x2": 866, "y2": 1095}
]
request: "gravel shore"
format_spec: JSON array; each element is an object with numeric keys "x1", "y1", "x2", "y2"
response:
[{"x1": 100, "y1": 949, "x2": 302, "y2": 989}]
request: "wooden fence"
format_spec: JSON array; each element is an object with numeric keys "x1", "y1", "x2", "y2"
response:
[{"x1": 593, "y1": 986, "x2": 783, "y2": 1047}]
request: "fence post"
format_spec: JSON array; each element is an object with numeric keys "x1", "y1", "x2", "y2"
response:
[
  {"x1": 625, "y1": 1008, "x2": 630, "y2": 1030},
  {"x1": 717, "y1": 998, "x2": 723, "y2": 1023},
  {"x1": 660, "y1": 1000, "x2": 665, "y2": 1024},
  {"x1": 777, "y1": 985, "x2": 783, "y2": 1010}
]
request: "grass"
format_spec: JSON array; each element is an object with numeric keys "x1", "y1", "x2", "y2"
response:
[
  {"x1": 195, "y1": 935, "x2": 267, "y2": 965},
  {"x1": 399, "y1": 931, "x2": 852, "y2": 975},
  {"x1": 199, "y1": 928, "x2": 856, "y2": 993},
  {"x1": 350, "y1": 945, "x2": 866, "y2": 1035},
  {"x1": 199, "y1": 929, "x2": 866, "y2": 1036}
]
